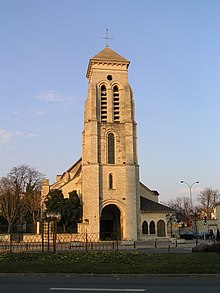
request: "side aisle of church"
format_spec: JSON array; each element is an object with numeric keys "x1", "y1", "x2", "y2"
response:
[{"x1": 41, "y1": 45, "x2": 174, "y2": 241}]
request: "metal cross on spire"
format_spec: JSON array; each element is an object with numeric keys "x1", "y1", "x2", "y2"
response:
[{"x1": 102, "y1": 29, "x2": 113, "y2": 47}]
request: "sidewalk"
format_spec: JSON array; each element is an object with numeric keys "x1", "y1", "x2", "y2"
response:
[{"x1": 120, "y1": 239, "x2": 213, "y2": 253}]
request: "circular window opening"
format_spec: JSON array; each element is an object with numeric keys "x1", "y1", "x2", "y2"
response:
[{"x1": 107, "y1": 75, "x2": 112, "y2": 81}]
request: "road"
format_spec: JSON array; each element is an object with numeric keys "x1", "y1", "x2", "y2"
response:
[{"x1": 0, "y1": 275, "x2": 220, "y2": 293}]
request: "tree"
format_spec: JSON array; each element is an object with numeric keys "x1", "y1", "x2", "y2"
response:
[
  {"x1": 0, "y1": 177, "x2": 20, "y2": 233},
  {"x1": 197, "y1": 188, "x2": 219, "y2": 219},
  {"x1": 61, "y1": 191, "x2": 82, "y2": 232},
  {"x1": 26, "y1": 189, "x2": 42, "y2": 222},
  {"x1": 44, "y1": 189, "x2": 82, "y2": 233},
  {"x1": 45, "y1": 189, "x2": 64, "y2": 214},
  {"x1": 0, "y1": 164, "x2": 44, "y2": 233},
  {"x1": 166, "y1": 196, "x2": 191, "y2": 226}
]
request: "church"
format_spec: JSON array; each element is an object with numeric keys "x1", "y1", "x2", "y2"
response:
[{"x1": 41, "y1": 45, "x2": 173, "y2": 241}]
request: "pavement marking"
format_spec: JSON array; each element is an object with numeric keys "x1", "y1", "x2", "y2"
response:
[{"x1": 50, "y1": 288, "x2": 146, "y2": 292}]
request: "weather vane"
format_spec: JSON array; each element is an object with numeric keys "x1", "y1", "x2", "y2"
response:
[{"x1": 102, "y1": 29, "x2": 113, "y2": 47}]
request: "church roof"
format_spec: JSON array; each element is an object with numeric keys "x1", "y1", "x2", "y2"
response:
[
  {"x1": 65, "y1": 157, "x2": 82, "y2": 177},
  {"x1": 140, "y1": 196, "x2": 175, "y2": 213},
  {"x1": 86, "y1": 46, "x2": 130, "y2": 78},
  {"x1": 91, "y1": 46, "x2": 130, "y2": 63},
  {"x1": 140, "y1": 182, "x2": 159, "y2": 196}
]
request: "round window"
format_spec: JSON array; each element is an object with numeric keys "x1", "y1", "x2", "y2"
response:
[{"x1": 107, "y1": 75, "x2": 112, "y2": 81}]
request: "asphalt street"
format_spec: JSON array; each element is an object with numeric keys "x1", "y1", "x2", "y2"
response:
[{"x1": 0, "y1": 275, "x2": 220, "y2": 293}]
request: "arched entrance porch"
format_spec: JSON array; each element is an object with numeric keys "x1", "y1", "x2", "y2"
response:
[{"x1": 100, "y1": 204, "x2": 121, "y2": 240}]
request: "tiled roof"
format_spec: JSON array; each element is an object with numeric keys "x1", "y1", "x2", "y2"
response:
[
  {"x1": 86, "y1": 46, "x2": 130, "y2": 78},
  {"x1": 91, "y1": 46, "x2": 129, "y2": 63},
  {"x1": 140, "y1": 196, "x2": 175, "y2": 213}
]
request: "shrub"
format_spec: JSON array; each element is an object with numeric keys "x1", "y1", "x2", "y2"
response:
[
  {"x1": 208, "y1": 243, "x2": 220, "y2": 253},
  {"x1": 192, "y1": 243, "x2": 220, "y2": 253}
]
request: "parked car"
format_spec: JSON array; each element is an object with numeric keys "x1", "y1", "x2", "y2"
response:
[
  {"x1": 180, "y1": 231, "x2": 205, "y2": 240},
  {"x1": 180, "y1": 232, "x2": 194, "y2": 240},
  {"x1": 192, "y1": 232, "x2": 204, "y2": 239}
]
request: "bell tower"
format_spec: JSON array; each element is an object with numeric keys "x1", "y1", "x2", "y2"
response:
[{"x1": 81, "y1": 46, "x2": 140, "y2": 240}]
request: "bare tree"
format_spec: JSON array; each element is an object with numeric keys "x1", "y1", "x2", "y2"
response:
[
  {"x1": 0, "y1": 177, "x2": 20, "y2": 233},
  {"x1": 25, "y1": 189, "x2": 42, "y2": 224},
  {"x1": 197, "y1": 188, "x2": 219, "y2": 219},
  {"x1": 167, "y1": 196, "x2": 191, "y2": 215},
  {"x1": 166, "y1": 196, "x2": 192, "y2": 225},
  {"x1": 0, "y1": 164, "x2": 44, "y2": 232}
]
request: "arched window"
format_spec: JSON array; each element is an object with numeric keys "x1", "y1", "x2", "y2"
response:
[
  {"x1": 142, "y1": 221, "x2": 148, "y2": 234},
  {"x1": 109, "y1": 173, "x2": 113, "y2": 189},
  {"x1": 108, "y1": 133, "x2": 115, "y2": 164},
  {"x1": 113, "y1": 85, "x2": 120, "y2": 122},
  {"x1": 149, "y1": 221, "x2": 155, "y2": 234},
  {"x1": 100, "y1": 85, "x2": 107, "y2": 122}
]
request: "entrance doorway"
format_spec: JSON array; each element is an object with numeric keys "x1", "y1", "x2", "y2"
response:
[
  {"x1": 100, "y1": 204, "x2": 121, "y2": 240},
  {"x1": 157, "y1": 220, "x2": 166, "y2": 237}
]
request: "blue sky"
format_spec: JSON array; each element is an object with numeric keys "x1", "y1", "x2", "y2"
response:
[{"x1": 0, "y1": 0, "x2": 220, "y2": 203}]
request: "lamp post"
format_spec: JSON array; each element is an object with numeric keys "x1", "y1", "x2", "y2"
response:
[
  {"x1": 166, "y1": 214, "x2": 175, "y2": 238},
  {"x1": 46, "y1": 212, "x2": 61, "y2": 253},
  {"x1": 189, "y1": 210, "x2": 200, "y2": 246},
  {"x1": 180, "y1": 180, "x2": 199, "y2": 208}
]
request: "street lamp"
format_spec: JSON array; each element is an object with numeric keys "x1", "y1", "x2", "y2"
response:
[
  {"x1": 180, "y1": 180, "x2": 199, "y2": 208},
  {"x1": 46, "y1": 212, "x2": 61, "y2": 253},
  {"x1": 189, "y1": 210, "x2": 200, "y2": 246},
  {"x1": 166, "y1": 214, "x2": 176, "y2": 238}
]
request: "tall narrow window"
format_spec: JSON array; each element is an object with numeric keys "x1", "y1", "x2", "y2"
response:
[
  {"x1": 109, "y1": 173, "x2": 113, "y2": 189},
  {"x1": 150, "y1": 221, "x2": 155, "y2": 234},
  {"x1": 142, "y1": 221, "x2": 148, "y2": 234},
  {"x1": 113, "y1": 85, "x2": 120, "y2": 122},
  {"x1": 108, "y1": 133, "x2": 115, "y2": 164},
  {"x1": 101, "y1": 85, "x2": 107, "y2": 122}
]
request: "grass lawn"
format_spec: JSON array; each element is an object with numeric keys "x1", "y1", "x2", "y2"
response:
[{"x1": 0, "y1": 251, "x2": 219, "y2": 274}]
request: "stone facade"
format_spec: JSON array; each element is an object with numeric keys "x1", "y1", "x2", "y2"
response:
[{"x1": 41, "y1": 46, "x2": 174, "y2": 241}]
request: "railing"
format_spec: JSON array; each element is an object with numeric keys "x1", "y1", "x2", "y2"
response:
[
  {"x1": 0, "y1": 232, "x2": 120, "y2": 253},
  {"x1": 0, "y1": 231, "x2": 188, "y2": 253}
]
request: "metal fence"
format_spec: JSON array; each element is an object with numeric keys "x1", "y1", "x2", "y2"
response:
[{"x1": 0, "y1": 232, "x2": 121, "y2": 253}]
